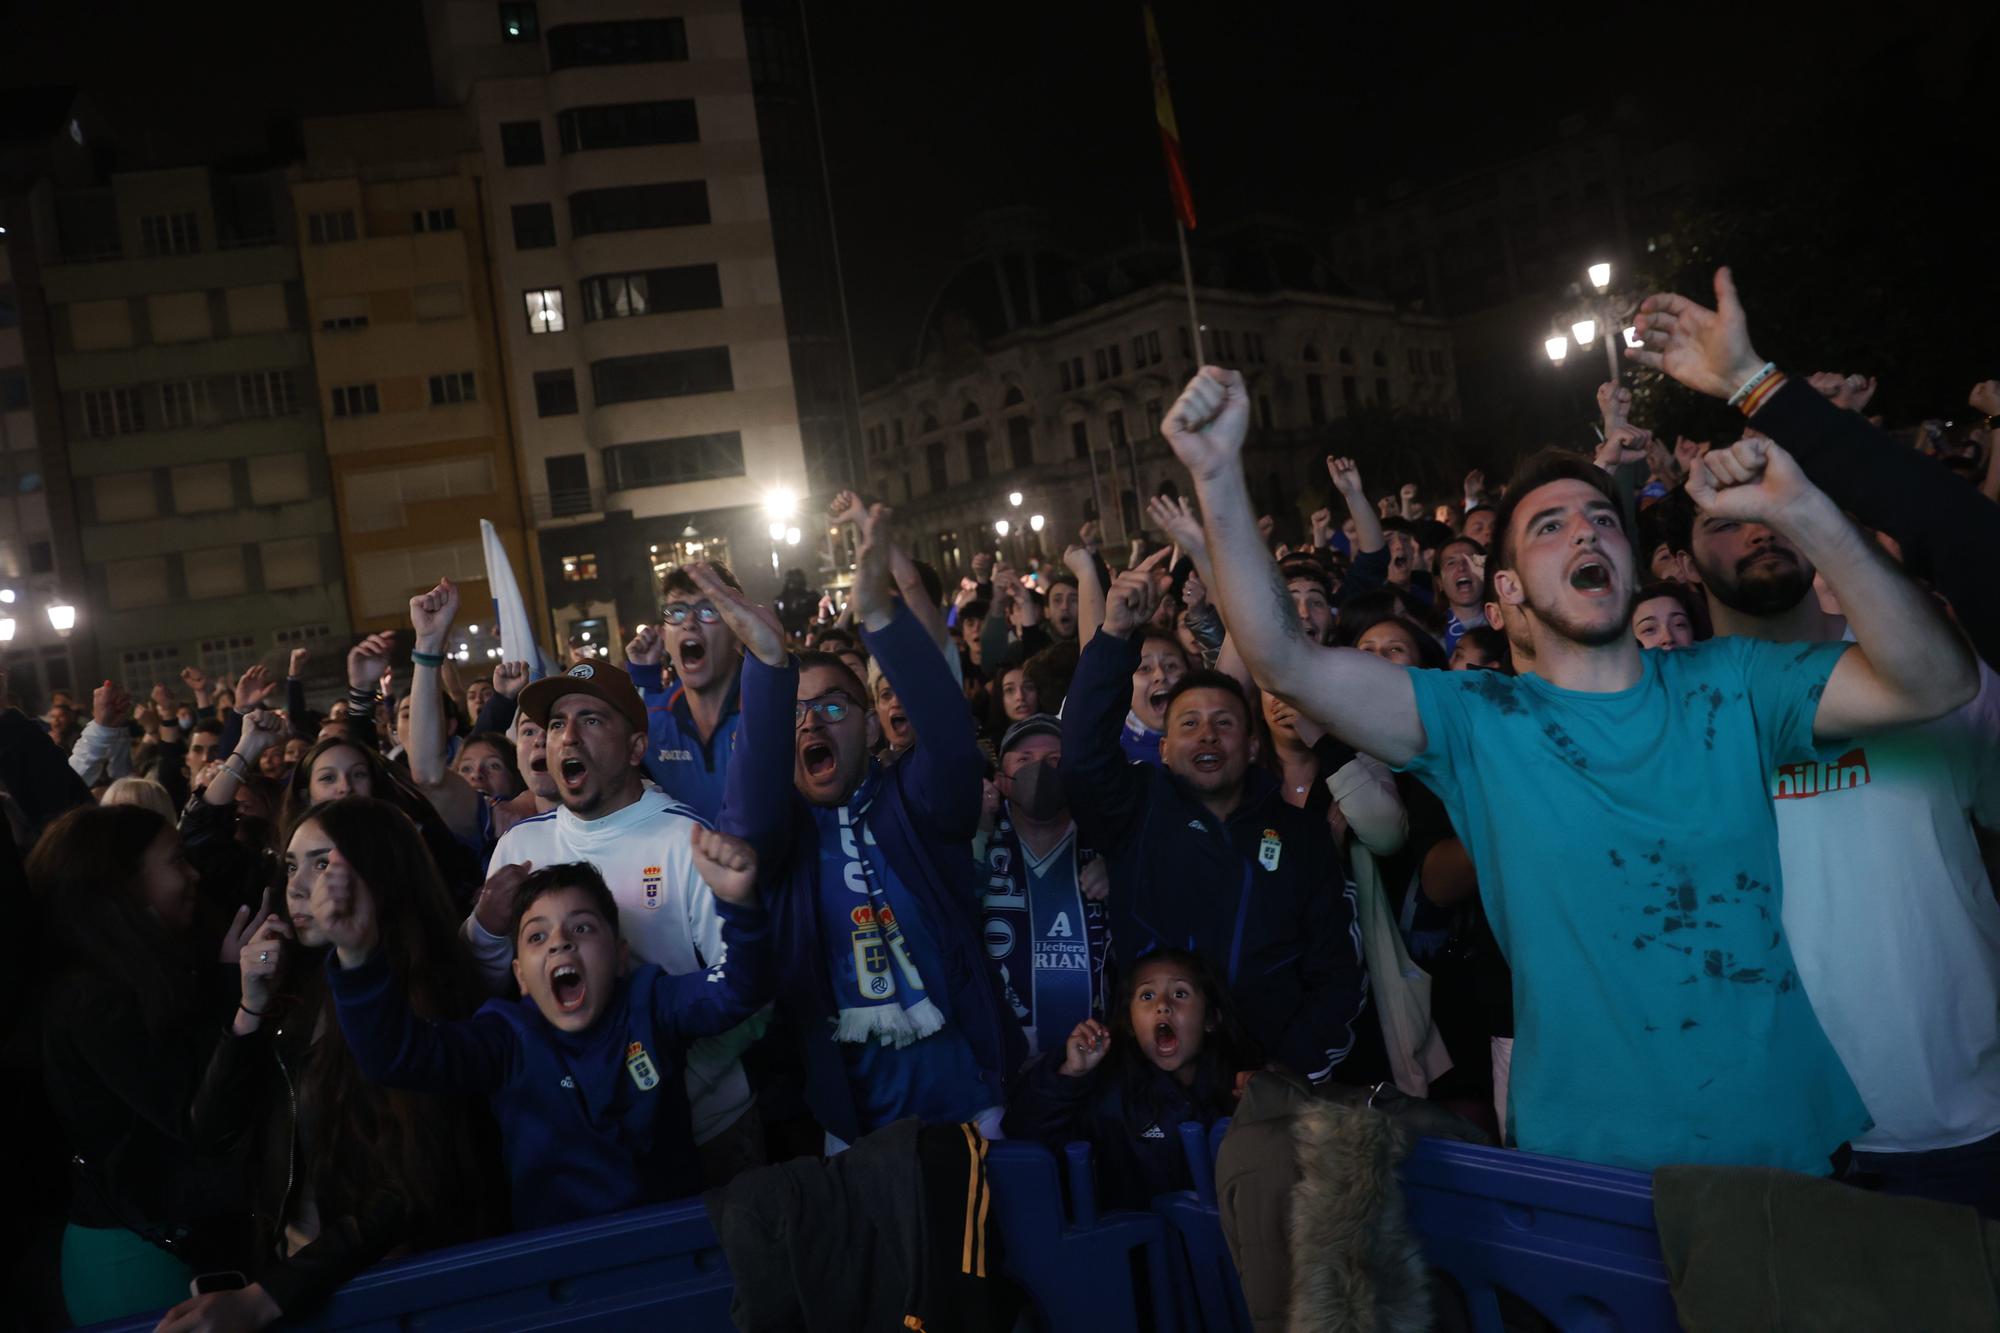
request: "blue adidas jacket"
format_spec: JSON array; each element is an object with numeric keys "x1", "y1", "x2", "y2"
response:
[
  {"x1": 326, "y1": 899, "x2": 771, "y2": 1230},
  {"x1": 627, "y1": 660, "x2": 744, "y2": 822},
  {"x1": 721, "y1": 604, "x2": 1027, "y2": 1144},
  {"x1": 1060, "y1": 628, "x2": 1369, "y2": 1084}
]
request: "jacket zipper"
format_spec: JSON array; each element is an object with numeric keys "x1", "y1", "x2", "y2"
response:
[{"x1": 272, "y1": 1026, "x2": 297, "y2": 1233}]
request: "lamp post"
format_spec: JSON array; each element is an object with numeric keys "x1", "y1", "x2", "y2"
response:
[
  {"x1": 763, "y1": 487, "x2": 798, "y2": 581},
  {"x1": 1540, "y1": 259, "x2": 1629, "y2": 387}
]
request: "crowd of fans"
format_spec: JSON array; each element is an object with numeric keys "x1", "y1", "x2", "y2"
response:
[{"x1": 5, "y1": 267, "x2": 1998, "y2": 1330}]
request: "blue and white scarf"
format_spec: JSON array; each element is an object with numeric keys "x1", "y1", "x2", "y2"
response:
[
  {"x1": 812, "y1": 774, "x2": 948, "y2": 1047},
  {"x1": 981, "y1": 815, "x2": 1106, "y2": 1059}
]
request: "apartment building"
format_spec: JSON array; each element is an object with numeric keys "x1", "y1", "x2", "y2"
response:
[
  {"x1": 291, "y1": 110, "x2": 540, "y2": 650},
  {"x1": 428, "y1": 0, "x2": 814, "y2": 646}
]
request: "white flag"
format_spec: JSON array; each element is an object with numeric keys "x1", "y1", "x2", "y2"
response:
[{"x1": 481, "y1": 519, "x2": 547, "y2": 679}]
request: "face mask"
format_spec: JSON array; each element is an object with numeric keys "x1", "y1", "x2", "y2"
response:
[
  {"x1": 1008, "y1": 756, "x2": 1067, "y2": 822},
  {"x1": 177, "y1": 712, "x2": 194, "y2": 729}
]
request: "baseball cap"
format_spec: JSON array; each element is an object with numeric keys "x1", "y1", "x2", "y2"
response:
[
  {"x1": 999, "y1": 713, "x2": 1062, "y2": 757},
  {"x1": 518, "y1": 662, "x2": 649, "y2": 734}
]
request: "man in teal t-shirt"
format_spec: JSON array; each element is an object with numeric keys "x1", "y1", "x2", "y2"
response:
[{"x1": 1158, "y1": 314, "x2": 1978, "y2": 1172}]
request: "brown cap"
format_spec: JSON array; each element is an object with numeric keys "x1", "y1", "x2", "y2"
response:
[{"x1": 518, "y1": 662, "x2": 649, "y2": 734}]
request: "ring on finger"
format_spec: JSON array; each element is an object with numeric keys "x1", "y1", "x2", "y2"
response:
[{"x1": 258, "y1": 950, "x2": 271, "y2": 962}]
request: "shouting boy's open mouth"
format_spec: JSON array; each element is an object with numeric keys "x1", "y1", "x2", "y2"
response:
[{"x1": 550, "y1": 961, "x2": 588, "y2": 1013}]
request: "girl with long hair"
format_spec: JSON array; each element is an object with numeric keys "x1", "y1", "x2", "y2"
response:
[
  {"x1": 277, "y1": 737, "x2": 484, "y2": 908},
  {"x1": 159, "y1": 798, "x2": 501, "y2": 1331},
  {"x1": 1003, "y1": 949, "x2": 1257, "y2": 1208},
  {"x1": 30, "y1": 804, "x2": 247, "y2": 1323}
]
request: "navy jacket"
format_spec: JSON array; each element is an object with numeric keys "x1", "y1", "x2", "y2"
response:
[
  {"x1": 1001, "y1": 1054, "x2": 1217, "y2": 1209},
  {"x1": 326, "y1": 899, "x2": 771, "y2": 1230},
  {"x1": 1060, "y1": 629, "x2": 1369, "y2": 1083},
  {"x1": 722, "y1": 605, "x2": 1027, "y2": 1144},
  {"x1": 629, "y1": 660, "x2": 744, "y2": 822}
]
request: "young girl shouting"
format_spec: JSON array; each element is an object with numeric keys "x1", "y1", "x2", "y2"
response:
[{"x1": 1003, "y1": 949, "x2": 1254, "y2": 1207}]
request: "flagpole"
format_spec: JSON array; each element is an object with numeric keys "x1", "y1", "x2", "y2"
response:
[{"x1": 1176, "y1": 219, "x2": 1204, "y2": 364}]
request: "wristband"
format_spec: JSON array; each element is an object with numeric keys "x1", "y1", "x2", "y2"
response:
[
  {"x1": 347, "y1": 686, "x2": 379, "y2": 716},
  {"x1": 411, "y1": 650, "x2": 445, "y2": 668},
  {"x1": 1726, "y1": 361, "x2": 1779, "y2": 409},
  {"x1": 222, "y1": 753, "x2": 250, "y2": 778},
  {"x1": 238, "y1": 1002, "x2": 268, "y2": 1018},
  {"x1": 1739, "y1": 371, "x2": 1787, "y2": 418}
]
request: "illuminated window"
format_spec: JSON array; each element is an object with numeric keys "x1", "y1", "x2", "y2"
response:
[
  {"x1": 524, "y1": 288, "x2": 565, "y2": 334},
  {"x1": 560, "y1": 553, "x2": 598, "y2": 581}
]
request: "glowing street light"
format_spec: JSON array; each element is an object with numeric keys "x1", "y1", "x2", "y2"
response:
[
  {"x1": 785, "y1": 526, "x2": 801, "y2": 546},
  {"x1": 1622, "y1": 326, "x2": 1641, "y2": 349},
  {"x1": 995, "y1": 518, "x2": 1011, "y2": 538},
  {"x1": 0, "y1": 588, "x2": 14, "y2": 602},
  {"x1": 47, "y1": 603, "x2": 76, "y2": 632},
  {"x1": 1008, "y1": 491, "x2": 1023, "y2": 507},
  {"x1": 1544, "y1": 336, "x2": 1569, "y2": 364},
  {"x1": 1570, "y1": 318, "x2": 1597, "y2": 346},
  {"x1": 1029, "y1": 514, "x2": 1045, "y2": 532},
  {"x1": 1588, "y1": 261, "x2": 1613, "y2": 293},
  {"x1": 763, "y1": 487, "x2": 797, "y2": 522},
  {"x1": 768, "y1": 520, "x2": 788, "y2": 541},
  {"x1": 0, "y1": 619, "x2": 13, "y2": 643}
]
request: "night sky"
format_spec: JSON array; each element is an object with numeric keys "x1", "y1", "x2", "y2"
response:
[{"x1": 4, "y1": 0, "x2": 1992, "y2": 389}]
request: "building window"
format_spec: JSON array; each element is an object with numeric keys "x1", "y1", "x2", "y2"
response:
[
  {"x1": 524, "y1": 288, "x2": 565, "y2": 334},
  {"x1": 499, "y1": 1, "x2": 538, "y2": 41},
  {"x1": 306, "y1": 210, "x2": 357, "y2": 244},
  {"x1": 331, "y1": 383, "x2": 381, "y2": 417},
  {"x1": 557, "y1": 100, "x2": 700, "y2": 154},
  {"x1": 28, "y1": 540, "x2": 54, "y2": 574},
  {"x1": 511, "y1": 202, "x2": 556, "y2": 249},
  {"x1": 533, "y1": 369, "x2": 578, "y2": 416},
  {"x1": 1070, "y1": 420, "x2": 1090, "y2": 459},
  {"x1": 412, "y1": 207, "x2": 458, "y2": 233},
  {"x1": 1430, "y1": 349, "x2": 1445, "y2": 375},
  {"x1": 82, "y1": 386, "x2": 146, "y2": 437},
  {"x1": 120, "y1": 644, "x2": 181, "y2": 683},
  {"x1": 1093, "y1": 349, "x2": 1108, "y2": 381},
  {"x1": 1372, "y1": 349, "x2": 1387, "y2": 368},
  {"x1": 238, "y1": 370, "x2": 299, "y2": 418},
  {"x1": 589, "y1": 347, "x2": 732, "y2": 405},
  {"x1": 1342, "y1": 376, "x2": 1358, "y2": 411},
  {"x1": 499, "y1": 121, "x2": 546, "y2": 167},
  {"x1": 1007, "y1": 416, "x2": 1033, "y2": 469},
  {"x1": 1147, "y1": 330, "x2": 1162, "y2": 363},
  {"x1": 428, "y1": 371, "x2": 476, "y2": 405},
  {"x1": 578, "y1": 264, "x2": 722, "y2": 321},
  {"x1": 1058, "y1": 360, "x2": 1072, "y2": 392},
  {"x1": 1339, "y1": 348, "x2": 1353, "y2": 366},
  {"x1": 0, "y1": 371, "x2": 27, "y2": 411},
  {"x1": 925, "y1": 439, "x2": 947, "y2": 492},
  {"x1": 1258, "y1": 396, "x2": 1274, "y2": 430},
  {"x1": 1107, "y1": 411, "x2": 1127, "y2": 448},
  {"x1": 1131, "y1": 335, "x2": 1146, "y2": 368},
  {"x1": 602, "y1": 431, "x2": 746, "y2": 489},
  {"x1": 1245, "y1": 332, "x2": 1264, "y2": 363},
  {"x1": 1143, "y1": 398, "x2": 1162, "y2": 436},
  {"x1": 567, "y1": 181, "x2": 711, "y2": 237},
  {"x1": 319, "y1": 313, "x2": 368, "y2": 333},
  {"x1": 157, "y1": 379, "x2": 208, "y2": 430},
  {"x1": 1215, "y1": 330, "x2": 1233, "y2": 361},
  {"x1": 1306, "y1": 374, "x2": 1327, "y2": 427},
  {"x1": 545, "y1": 455, "x2": 591, "y2": 516},
  {"x1": 1179, "y1": 326, "x2": 1192, "y2": 358},
  {"x1": 1408, "y1": 347, "x2": 1423, "y2": 374},
  {"x1": 1375, "y1": 377, "x2": 1391, "y2": 406},
  {"x1": 965, "y1": 430, "x2": 989, "y2": 481},
  {"x1": 560, "y1": 553, "x2": 598, "y2": 581},
  {"x1": 139, "y1": 212, "x2": 200, "y2": 257},
  {"x1": 546, "y1": 18, "x2": 688, "y2": 69},
  {"x1": 199, "y1": 634, "x2": 260, "y2": 679},
  {"x1": 0, "y1": 290, "x2": 16, "y2": 329}
]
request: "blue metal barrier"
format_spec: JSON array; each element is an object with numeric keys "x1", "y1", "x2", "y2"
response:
[{"x1": 1152, "y1": 1118, "x2": 1682, "y2": 1333}]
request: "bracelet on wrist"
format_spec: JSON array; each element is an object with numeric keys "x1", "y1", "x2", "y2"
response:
[
  {"x1": 1739, "y1": 371, "x2": 1788, "y2": 418},
  {"x1": 411, "y1": 650, "x2": 446, "y2": 668},
  {"x1": 1726, "y1": 361, "x2": 1780, "y2": 409},
  {"x1": 238, "y1": 1001, "x2": 268, "y2": 1018}
]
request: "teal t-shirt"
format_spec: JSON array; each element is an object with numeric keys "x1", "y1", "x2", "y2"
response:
[{"x1": 1399, "y1": 637, "x2": 1869, "y2": 1173}]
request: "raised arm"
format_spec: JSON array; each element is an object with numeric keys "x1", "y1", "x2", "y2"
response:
[
  {"x1": 1146, "y1": 494, "x2": 1254, "y2": 695},
  {"x1": 1631, "y1": 266, "x2": 2000, "y2": 667},
  {"x1": 69, "y1": 681, "x2": 135, "y2": 786},
  {"x1": 1329, "y1": 457, "x2": 1384, "y2": 555},
  {"x1": 1162, "y1": 369, "x2": 1427, "y2": 767},
  {"x1": 1691, "y1": 437, "x2": 1977, "y2": 737},
  {"x1": 406, "y1": 579, "x2": 483, "y2": 844},
  {"x1": 1057, "y1": 568, "x2": 1164, "y2": 849},
  {"x1": 1060, "y1": 544, "x2": 1106, "y2": 649},
  {"x1": 691, "y1": 562, "x2": 799, "y2": 850}
]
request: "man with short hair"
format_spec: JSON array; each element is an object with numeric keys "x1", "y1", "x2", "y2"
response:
[
  {"x1": 1436, "y1": 537, "x2": 1488, "y2": 654},
  {"x1": 1281, "y1": 559, "x2": 1337, "y2": 646},
  {"x1": 980, "y1": 714, "x2": 1111, "y2": 1059},
  {"x1": 1678, "y1": 490, "x2": 2000, "y2": 1213},
  {"x1": 467, "y1": 658, "x2": 763, "y2": 1182},
  {"x1": 1045, "y1": 575, "x2": 1081, "y2": 643},
  {"x1": 719, "y1": 505, "x2": 1020, "y2": 1147},
  {"x1": 1061, "y1": 563, "x2": 1370, "y2": 1085},
  {"x1": 1166, "y1": 348, "x2": 1976, "y2": 1173},
  {"x1": 625, "y1": 563, "x2": 749, "y2": 821}
]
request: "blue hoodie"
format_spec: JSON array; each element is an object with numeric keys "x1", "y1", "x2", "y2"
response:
[
  {"x1": 627, "y1": 661, "x2": 744, "y2": 822},
  {"x1": 326, "y1": 899, "x2": 771, "y2": 1230},
  {"x1": 721, "y1": 605, "x2": 1027, "y2": 1145}
]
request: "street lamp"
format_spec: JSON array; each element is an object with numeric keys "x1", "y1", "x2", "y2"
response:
[
  {"x1": 1538, "y1": 260, "x2": 1624, "y2": 384},
  {"x1": 1570, "y1": 318, "x2": 1597, "y2": 347},
  {"x1": 1029, "y1": 514, "x2": 1045, "y2": 532},
  {"x1": 0, "y1": 619, "x2": 13, "y2": 643},
  {"x1": 1008, "y1": 491, "x2": 1023, "y2": 507},
  {"x1": 1545, "y1": 335, "x2": 1569, "y2": 364},
  {"x1": 1588, "y1": 261, "x2": 1612, "y2": 293},
  {"x1": 47, "y1": 603, "x2": 75, "y2": 633},
  {"x1": 995, "y1": 518, "x2": 1011, "y2": 538}
]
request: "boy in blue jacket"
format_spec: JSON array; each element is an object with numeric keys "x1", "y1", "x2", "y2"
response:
[
  {"x1": 320, "y1": 831, "x2": 771, "y2": 1230},
  {"x1": 697, "y1": 500, "x2": 1025, "y2": 1150}
]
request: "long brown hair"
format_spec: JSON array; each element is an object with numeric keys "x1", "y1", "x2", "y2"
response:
[
  {"x1": 275, "y1": 798, "x2": 492, "y2": 1249},
  {"x1": 27, "y1": 804, "x2": 199, "y2": 1024}
]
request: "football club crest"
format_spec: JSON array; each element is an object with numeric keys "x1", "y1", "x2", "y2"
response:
[
  {"x1": 624, "y1": 1040, "x2": 660, "y2": 1091},
  {"x1": 1258, "y1": 829, "x2": 1282, "y2": 872},
  {"x1": 568, "y1": 664, "x2": 595, "y2": 680},
  {"x1": 641, "y1": 865, "x2": 662, "y2": 909},
  {"x1": 851, "y1": 905, "x2": 895, "y2": 999}
]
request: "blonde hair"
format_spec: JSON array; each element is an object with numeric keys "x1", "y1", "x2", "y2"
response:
[{"x1": 102, "y1": 777, "x2": 177, "y2": 823}]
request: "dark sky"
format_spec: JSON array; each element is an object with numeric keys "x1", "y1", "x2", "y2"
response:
[{"x1": 4, "y1": 0, "x2": 1991, "y2": 385}]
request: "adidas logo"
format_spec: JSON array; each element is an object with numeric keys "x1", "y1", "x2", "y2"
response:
[{"x1": 1141, "y1": 1125, "x2": 1166, "y2": 1140}]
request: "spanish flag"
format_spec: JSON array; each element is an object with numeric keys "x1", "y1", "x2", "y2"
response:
[{"x1": 1144, "y1": 5, "x2": 1197, "y2": 231}]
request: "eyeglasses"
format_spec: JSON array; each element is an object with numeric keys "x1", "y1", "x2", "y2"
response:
[
  {"x1": 661, "y1": 602, "x2": 721, "y2": 626},
  {"x1": 794, "y1": 696, "x2": 853, "y2": 724}
]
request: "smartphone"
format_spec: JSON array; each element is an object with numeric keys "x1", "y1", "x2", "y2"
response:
[{"x1": 190, "y1": 1271, "x2": 247, "y2": 1296}]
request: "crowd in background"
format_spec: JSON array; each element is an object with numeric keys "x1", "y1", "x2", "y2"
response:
[{"x1": 5, "y1": 268, "x2": 1998, "y2": 1331}]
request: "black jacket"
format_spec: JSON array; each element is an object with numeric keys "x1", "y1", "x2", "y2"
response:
[
  {"x1": 1061, "y1": 629, "x2": 1371, "y2": 1083},
  {"x1": 1002, "y1": 1054, "x2": 1218, "y2": 1209},
  {"x1": 705, "y1": 1117, "x2": 1023, "y2": 1333}
]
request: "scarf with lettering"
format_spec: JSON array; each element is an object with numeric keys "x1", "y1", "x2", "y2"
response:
[{"x1": 981, "y1": 813, "x2": 1103, "y2": 1059}]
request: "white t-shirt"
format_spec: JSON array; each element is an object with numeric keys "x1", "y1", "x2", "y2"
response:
[
  {"x1": 1776, "y1": 653, "x2": 2000, "y2": 1152},
  {"x1": 467, "y1": 786, "x2": 753, "y2": 1144}
]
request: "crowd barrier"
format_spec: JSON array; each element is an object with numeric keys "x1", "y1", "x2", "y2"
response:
[{"x1": 86, "y1": 1128, "x2": 1681, "y2": 1332}]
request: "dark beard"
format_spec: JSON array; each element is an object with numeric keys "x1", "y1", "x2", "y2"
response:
[
  {"x1": 1706, "y1": 555, "x2": 1812, "y2": 617},
  {"x1": 1523, "y1": 586, "x2": 1635, "y2": 648}
]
